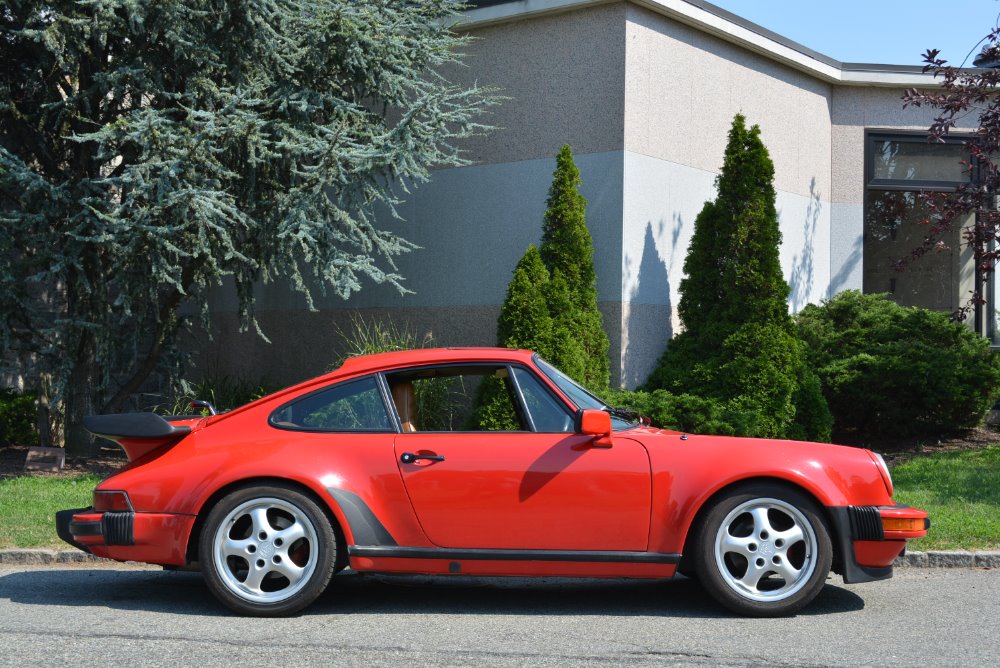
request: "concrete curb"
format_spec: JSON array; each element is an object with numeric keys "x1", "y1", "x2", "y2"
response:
[
  {"x1": 0, "y1": 549, "x2": 109, "y2": 565},
  {"x1": 1, "y1": 548, "x2": 999, "y2": 568},
  {"x1": 893, "y1": 550, "x2": 1000, "y2": 569}
]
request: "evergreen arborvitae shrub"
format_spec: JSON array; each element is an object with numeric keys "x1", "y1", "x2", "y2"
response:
[
  {"x1": 491, "y1": 145, "x2": 609, "y2": 393},
  {"x1": 497, "y1": 245, "x2": 553, "y2": 356},
  {"x1": 796, "y1": 290, "x2": 1000, "y2": 437},
  {"x1": 538, "y1": 145, "x2": 610, "y2": 392},
  {"x1": 645, "y1": 114, "x2": 832, "y2": 441}
]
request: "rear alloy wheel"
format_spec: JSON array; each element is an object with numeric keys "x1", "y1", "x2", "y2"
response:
[
  {"x1": 695, "y1": 484, "x2": 832, "y2": 617},
  {"x1": 200, "y1": 484, "x2": 336, "y2": 616}
]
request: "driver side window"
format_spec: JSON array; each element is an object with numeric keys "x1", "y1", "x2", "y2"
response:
[
  {"x1": 384, "y1": 364, "x2": 575, "y2": 433},
  {"x1": 386, "y1": 365, "x2": 526, "y2": 432}
]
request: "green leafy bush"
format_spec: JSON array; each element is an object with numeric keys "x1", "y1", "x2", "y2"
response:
[
  {"x1": 0, "y1": 388, "x2": 38, "y2": 446},
  {"x1": 788, "y1": 363, "x2": 835, "y2": 442},
  {"x1": 470, "y1": 376, "x2": 521, "y2": 431},
  {"x1": 796, "y1": 291, "x2": 1000, "y2": 437},
  {"x1": 602, "y1": 389, "x2": 759, "y2": 436}
]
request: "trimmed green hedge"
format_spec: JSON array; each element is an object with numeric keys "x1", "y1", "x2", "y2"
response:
[{"x1": 796, "y1": 291, "x2": 1000, "y2": 437}]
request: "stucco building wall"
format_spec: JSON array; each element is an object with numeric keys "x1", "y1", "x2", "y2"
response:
[
  {"x1": 618, "y1": 3, "x2": 834, "y2": 385},
  {"x1": 198, "y1": 0, "x2": 957, "y2": 390}
]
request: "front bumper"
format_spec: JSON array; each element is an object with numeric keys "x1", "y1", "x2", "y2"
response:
[
  {"x1": 56, "y1": 506, "x2": 195, "y2": 566},
  {"x1": 828, "y1": 504, "x2": 930, "y2": 584}
]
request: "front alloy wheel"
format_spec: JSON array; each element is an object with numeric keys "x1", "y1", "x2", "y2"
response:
[
  {"x1": 696, "y1": 484, "x2": 832, "y2": 616},
  {"x1": 200, "y1": 484, "x2": 336, "y2": 616}
]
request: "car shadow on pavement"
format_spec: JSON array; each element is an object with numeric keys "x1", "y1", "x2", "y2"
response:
[
  {"x1": 0, "y1": 569, "x2": 864, "y2": 618},
  {"x1": 313, "y1": 573, "x2": 865, "y2": 618}
]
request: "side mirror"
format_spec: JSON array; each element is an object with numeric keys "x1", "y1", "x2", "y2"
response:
[{"x1": 577, "y1": 409, "x2": 613, "y2": 448}]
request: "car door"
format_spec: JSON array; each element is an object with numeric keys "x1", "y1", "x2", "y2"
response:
[{"x1": 388, "y1": 364, "x2": 652, "y2": 551}]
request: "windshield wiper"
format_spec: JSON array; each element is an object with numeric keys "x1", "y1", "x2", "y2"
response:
[{"x1": 604, "y1": 405, "x2": 639, "y2": 421}]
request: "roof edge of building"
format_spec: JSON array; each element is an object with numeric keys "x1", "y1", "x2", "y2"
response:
[{"x1": 461, "y1": 0, "x2": 944, "y2": 88}]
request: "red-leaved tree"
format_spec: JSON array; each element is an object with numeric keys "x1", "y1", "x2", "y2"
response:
[{"x1": 903, "y1": 38, "x2": 1000, "y2": 324}]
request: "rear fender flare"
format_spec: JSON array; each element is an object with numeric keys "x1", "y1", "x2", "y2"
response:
[{"x1": 186, "y1": 476, "x2": 351, "y2": 569}]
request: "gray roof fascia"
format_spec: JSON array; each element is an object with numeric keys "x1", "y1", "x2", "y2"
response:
[{"x1": 461, "y1": 0, "x2": 943, "y2": 88}]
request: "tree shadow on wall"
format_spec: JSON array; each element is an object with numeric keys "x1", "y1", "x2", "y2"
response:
[
  {"x1": 829, "y1": 237, "x2": 863, "y2": 298},
  {"x1": 789, "y1": 177, "x2": 821, "y2": 312},
  {"x1": 622, "y1": 221, "x2": 672, "y2": 388}
]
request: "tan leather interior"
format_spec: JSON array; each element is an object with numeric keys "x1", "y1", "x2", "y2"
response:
[{"x1": 391, "y1": 381, "x2": 418, "y2": 432}]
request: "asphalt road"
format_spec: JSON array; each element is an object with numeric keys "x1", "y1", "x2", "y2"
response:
[{"x1": 0, "y1": 565, "x2": 997, "y2": 667}]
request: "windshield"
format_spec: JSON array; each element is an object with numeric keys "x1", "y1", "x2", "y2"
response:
[{"x1": 533, "y1": 355, "x2": 637, "y2": 431}]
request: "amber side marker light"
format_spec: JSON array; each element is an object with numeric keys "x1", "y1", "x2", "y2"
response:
[{"x1": 882, "y1": 517, "x2": 926, "y2": 532}]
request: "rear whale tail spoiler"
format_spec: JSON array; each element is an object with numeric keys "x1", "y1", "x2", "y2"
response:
[{"x1": 83, "y1": 413, "x2": 193, "y2": 461}]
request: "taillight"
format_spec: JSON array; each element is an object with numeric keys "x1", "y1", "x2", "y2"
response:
[{"x1": 93, "y1": 490, "x2": 133, "y2": 512}]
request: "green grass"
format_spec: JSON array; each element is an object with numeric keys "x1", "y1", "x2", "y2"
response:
[
  {"x1": 0, "y1": 474, "x2": 100, "y2": 549},
  {"x1": 891, "y1": 445, "x2": 1000, "y2": 551}
]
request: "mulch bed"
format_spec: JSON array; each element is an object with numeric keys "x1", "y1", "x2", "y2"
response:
[
  {"x1": 0, "y1": 444, "x2": 128, "y2": 480},
  {"x1": 837, "y1": 425, "x2": 1000, "y2": 466}
]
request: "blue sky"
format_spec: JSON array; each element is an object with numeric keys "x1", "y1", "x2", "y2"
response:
[{"x1": 708, "y1": 1, "x2": 1000, "y2": 66}]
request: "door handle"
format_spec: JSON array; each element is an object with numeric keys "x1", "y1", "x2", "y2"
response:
[{"x1": 400, "y1": 452, "x2": 445, "y2": 464}]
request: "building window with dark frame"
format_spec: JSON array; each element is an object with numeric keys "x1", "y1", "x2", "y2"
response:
[{"x1": 863, "y1": 131, "x2": 985, "y2": 334}]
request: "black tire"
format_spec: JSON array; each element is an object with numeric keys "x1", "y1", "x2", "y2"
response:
[
  {"x1": 199, "y1": 484, "x2": 336, "y2": 616},
  {"x1": 694, "y1": 483, "x2": 832, "y2": 617}
]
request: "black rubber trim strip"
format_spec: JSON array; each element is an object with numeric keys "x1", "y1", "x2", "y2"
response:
[
  {"x1": 326, "y1": 488, "x2": 398, "y2": 546},
  {"x1": 83, "y1": 413, "x2": 191, "y2": 440},
  {"x1": 348, "y1": 546, "x2": 681, "y2": 564},
  {"x1": 848, "y1": 505, "x2": 884, "y2": 541},
  {"x1": 101, "y1": 511, "x2": 134, "y2": 546}
]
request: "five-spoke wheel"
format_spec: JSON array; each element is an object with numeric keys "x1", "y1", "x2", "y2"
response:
[
  {"x1": 695, "y1": 484, "x2": 831, "y2": 617},
  {"x1": 200, "y1": 484, "x2": 336, "y2": 616}
]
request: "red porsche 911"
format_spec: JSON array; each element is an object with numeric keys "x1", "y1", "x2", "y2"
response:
[{"x1": 57, "y1": 348, "x2": 928, "y2": 617}]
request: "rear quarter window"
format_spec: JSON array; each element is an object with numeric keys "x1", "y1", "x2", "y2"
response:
[{"x1": 269, "y1": 376, "x2": 393, "y2": 432}]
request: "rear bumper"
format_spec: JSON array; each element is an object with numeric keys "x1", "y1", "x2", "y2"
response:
[
  {"x1": 56, "y1": 506, "x2": 195, "y2": 567},
  {"x1": 828, "y1": 504, "x2": 930, "y2": 584}
]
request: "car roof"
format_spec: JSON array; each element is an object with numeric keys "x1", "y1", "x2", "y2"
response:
[
  {"x1": 335, "y1": 347, "x2": 536, "y2": 377},
  {"x1": 203, "y1": 348, "x2": 538, "y2": 427}
]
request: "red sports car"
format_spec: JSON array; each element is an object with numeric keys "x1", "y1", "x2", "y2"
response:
[{"x1": 57, "y1": 348, "x2": 928, "y2": 617}]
